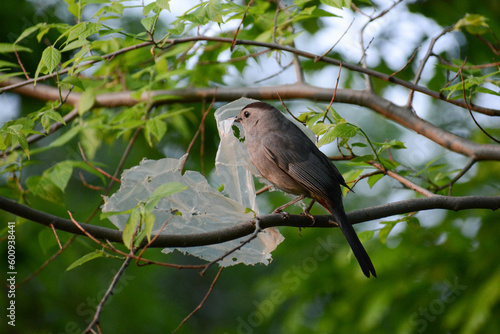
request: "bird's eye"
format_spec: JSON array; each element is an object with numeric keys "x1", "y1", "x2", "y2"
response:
[{"x1": 244, "y1": 111, "x2": 250, "y2": 118}]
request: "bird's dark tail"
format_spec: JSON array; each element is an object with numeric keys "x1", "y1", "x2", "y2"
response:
[{"x1": 327, "y1": 203, "x2": 376, "y2": 278}]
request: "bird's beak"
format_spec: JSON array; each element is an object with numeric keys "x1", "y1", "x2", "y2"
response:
[{"x1": 234, "y1": 116, "x2": 241, "y2": 123}]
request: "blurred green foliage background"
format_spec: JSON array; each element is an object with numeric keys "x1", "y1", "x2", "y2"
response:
[{"x1": 1, "y1": 0, "x2": 499, "y2": 333}]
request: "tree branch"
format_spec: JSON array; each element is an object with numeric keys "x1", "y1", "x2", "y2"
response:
[
  {"x1": 1, "y1": 195, "x2": 499, "y2": 249},
  {"x1": 2, "y1": 80, "x2": 500, "y2": 160},
  {"x1": 1, "y1": 36, "x2": 498, "y2": 116}
]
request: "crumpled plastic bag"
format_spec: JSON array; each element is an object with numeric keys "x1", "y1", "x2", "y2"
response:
[{"x1": 102, "y1": 98, "x2": 285, "y2": 266}]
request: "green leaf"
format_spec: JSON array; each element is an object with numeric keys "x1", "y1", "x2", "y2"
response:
[
  {"x1": 48, "y1": 161, "x2": 74, "y2": 192},
  {"x1": 78, "y1": 89, "x2": 96, "y2": 115},
  {"x1": 44, "y1": 126, "x2": 80, "y2": 150},
  {"x1": 34, "y1": 46, "x2": 61, "y2": 83},
  {"x1": 311, "y1": 122, "x2": 332, "y2": 136},
  {"x1": 41, "y1": 46, "x2": 62, "y2": 73},
  {"x1": 320, "y1": 0, "x2": 351, "y2": 8},
  {"x1": 317, "y1": 127, "x2": 338, "y2": 147},
  {"x1": 100, "y1": 208, "x2": 135, "y2": 220},
  {"x1": 0, "y1": 43, "x2": 32, "y2": 54},
  {"x1": 157, "y1": 0, "x2": 170, "y2": 11},
  {"x1": 406, "y1": 216, "x2": 420, "y2": 229},
  {"x1": 357, "y1": 230, "x2": 374, "y2": 243},
  {"x1": 0, "y1": 60, "x2": 19, "y2": 68},
  {"x1": 168, "y1": 21, "x2": 185, "y2": 35},
  {"x1": 455, "y1": 14, "x2": 489, "y2": 35},
  {"x1": 0, "y1": 72, "x2": 26, "y2": 82},
  {"x1": 65, "y1": 0, "x2": 80, "y2": 18},
  {"x1": 145, "y1": 182, "x2": 188, "y2": 211},
  {"x1": 207, "y1": 0, "x2": 223, "y2": 23},
  {"x1": 331, "y1": 122, "x2": 359, "y2": 138},
  {"x1": 143, "y1": 2, "x2": 158, "y2": 15},
  {"x1": 79, "y1": 127, "x2": 101, "y2": 160},
  {"x1": 317, "y1": 122, "x2": 357, "y2": 147},
  {"x1": 44, "y1": 110, "x2": 66, "y2": 125},
  {"x1": 123, "y1": 208, "x2": 141, "y2": 249},
  {"x1": 144, "y1": 117, "x2": 167, "y2": 147},
  {"x1": 142, "y1": 210, "x2": 156, "y2": 242},
  {"x1": 367, "y1": 173, "x2": 384, "y2": 188},
  {"x1": 14, "y1": 23, "x2": 47, "y2": 44},
  {"x1": 141, "y1": 14, "x2": 159, "y2": 32},
  {"x1": 60, "y1": 39, "x2": 89, "y2": 52},
  {"x1": 61, "y1": 75, "x2": 85, "y2": 90},
  {"x1": 379, "y1": 222, "x2": 396, "y2": 244},
  {"x1": 66, "y1": 251, "x2": 104, "y2": 271}
]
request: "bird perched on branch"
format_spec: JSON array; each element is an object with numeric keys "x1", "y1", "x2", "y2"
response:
[{"x1": 235, "y1": 101, "x2": 376, "y2": 278}]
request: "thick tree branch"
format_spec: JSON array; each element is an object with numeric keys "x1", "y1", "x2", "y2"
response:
[
  {"x1": 2, "y1": 80, "x2": 500, "y2": 160},
  {"x1": 1, "y1": 36, "x2": 498, "y2": 116},
  {"x1": 1, "y1": 195, "x2": 499, "y2": 249}
]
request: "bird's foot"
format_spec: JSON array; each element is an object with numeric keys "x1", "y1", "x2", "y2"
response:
[
  {"x1": 301, "y1": 210, "x2": 315, "y2": 225},
  {"x1": 327, "y1": 218, "x2": 339, "y2": 227}
]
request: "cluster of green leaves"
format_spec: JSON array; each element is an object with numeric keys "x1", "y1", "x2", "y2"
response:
[
  {"x1": 298, "y1": 105, "x2": 406, "y2": 188},
  {"x1": 0, "y1": 0, "x2": 349, "y2": 204},
  {"x1": 438, "y1": 13, "x2": 500, "y2": 100}
]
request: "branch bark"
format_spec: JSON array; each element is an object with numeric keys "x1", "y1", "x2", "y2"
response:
[
  {"x1": 3, "y1": 80, "x2": 499, "y2": 161},
  {"x1": 1, "y1": 36, "x2": 499, "y2": 116},
  {"x1": 1, "y1": 195, "x2": 499, "y2": 248}
]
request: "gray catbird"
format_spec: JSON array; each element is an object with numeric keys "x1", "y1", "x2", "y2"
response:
[{"x1": 235, "y1": 101, "x2": 376, "y2": 278}]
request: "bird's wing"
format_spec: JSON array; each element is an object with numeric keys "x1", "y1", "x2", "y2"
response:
[{"x1": 262, "y1": 131, "x2": 346, "y2": 200}]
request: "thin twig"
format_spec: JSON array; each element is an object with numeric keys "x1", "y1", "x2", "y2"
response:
[
  {"x1": 349, "y1": 170, "x2": 384, "y2": 188},
  {"x1": 14, "y1": 48, "x2": 29, "y2": 80},
  {"x1": 407, "y1": 26, "x2": 453, "y2": 107},
  {"x1": 459, "y1": 67, "x2": 500, "y2": 143},
  {"x1": 390, "y1": 45, "x2": 421, "y2": 77},
  {"x1": 69, "y1": 211, "x2": 205, "y2": 270},
  {"x1": 231, "y1": 0, "x2": 254, "y2": 51},
  {"x1": 135, "y1": 212, "x2": 176, "y2": 265},
  {"x1": 1, "y1": 41, "x2": 154, "y2": 92},
  {"x1": 84, "y1": 125, "x2": 144, "y2": 225},
  {"x1": 78, "y1": 143, "x2": 121, "y2": 183},
  {"x1": 369, "y1": 161, "x2": 435, "y2": 197},
  {"x1": 324, "y1": 62, "x2": 343, "y2": 122},
  {"x1": 315, "y1": 18, "x2": 355, "y2": 63},
  {"x1": 16, "y1": 236, "x2": 76, "y2": 287},
  {"x1": 253, "y1": 62, "x2": 294, "y2": 84},
  {"x1": 198, "y1": 49, "x2": 271, "y2": 65},
  {"x1": 433, "y1": 158, "x2": 477, "y2": 193},
  {"x1": 436, "y1": 58, "x2": 500, "y2": 70},
  {"x1": 172, "y1": 267, "x2": 224, "y2": 334},
  {"x1": 180, "y1": 94, "x2": 216, "y2": 173},
  {"x1": 256, "y1": 185, "x2": 271, "y2": 195},
  {"x1": 276, "y1": 93, "x2": 302, "y2": 124},
  {"x1": 200, "y1": 219, "x2": 262, "y2": 276},
  {"x1": 272, "y1": 2, "x2": 280, "y2": 43},
  {"x1": 79, "y1": 172, "x2": 106, "y2": 191},
  {"x1": 49, "y1": 223, "x2": 63, "y2": 249},
  {"x1": 358, "y1": 0, "x2": 404, "y2": 90},
  {"x1": 475, "y1": 33, "x2": 500, "y2": 56},
  {"x1": 83, "y1": 251, "x2": 134, "y2": 333}
]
